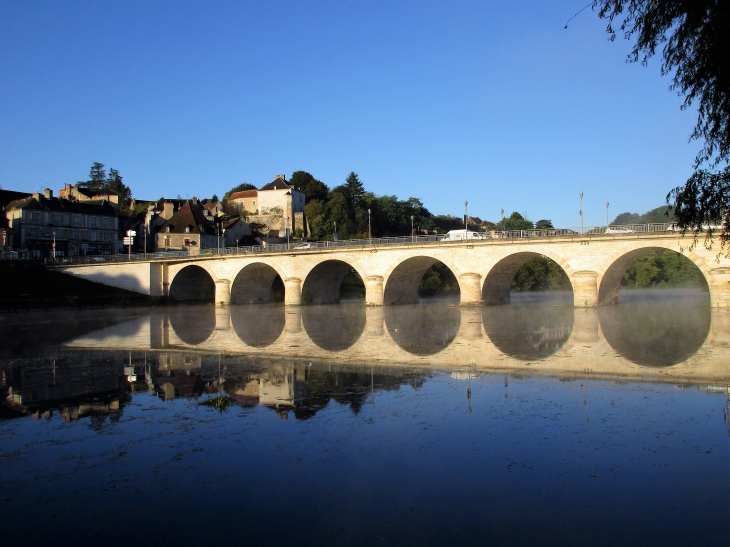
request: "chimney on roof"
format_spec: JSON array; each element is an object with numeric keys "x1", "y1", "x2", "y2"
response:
[
  {"x1": 43, "y1": 188, "x2": 53, "y2": 199},
  {"x1": 276, "y1": 174, "x2": 286, "y2": 181}
]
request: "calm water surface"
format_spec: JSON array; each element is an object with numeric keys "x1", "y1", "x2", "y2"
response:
[{"x1": 1, "y1": 291, "x2": 728, "y2": 546}]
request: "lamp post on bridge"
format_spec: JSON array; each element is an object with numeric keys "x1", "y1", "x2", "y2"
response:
[
  {"x1": 605, "y1": 201, "x2": 609, "y2": 228},
  {"x1": 579, "y1": 191, "x2": 584, "y2": 235},
  {"x1": 464, "y1": 200, "x2": 468, "y2": 240},
  {"x1": 368, "y1": 208, "x2": 371, "y2": 244},
  {"x1": 501, "y1": 208, "x2": 504, "y2": 232},
  {"x1": 411, "y1": 215, "x2": 414, "y2": 243}
]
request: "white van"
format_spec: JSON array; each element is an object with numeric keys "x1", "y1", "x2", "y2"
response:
[{"x1": 440, "y1": 230, "x2": 489, "y2": 241}]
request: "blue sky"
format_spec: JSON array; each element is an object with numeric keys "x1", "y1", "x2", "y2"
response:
[{"x1": 0, "y1": 1, "x2": 698, "y2": 228}]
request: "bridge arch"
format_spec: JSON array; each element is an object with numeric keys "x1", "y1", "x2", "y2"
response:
[
  {"x1": 382, "y1": 254, "x2": 463, "y2": 305},
  {"x1": 481, "y1": 249, "x2": 575, "y2": 305},
  {"x1": 230, "y1": 261, "x2": 288, "y2": 304},
  {"x1": 596, "y1": 242, "x2": 711, "y2": 304},
  {"x1": 301, "y1": 258, "x2": 367, "y2": 305},
  {"x1": 168, "y1": 264, "x2": 217, "y2": 302}
]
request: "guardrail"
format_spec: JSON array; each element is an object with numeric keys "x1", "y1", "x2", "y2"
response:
[{"x1": 43, "y1": 222, "x2": 677, "y2": 265}]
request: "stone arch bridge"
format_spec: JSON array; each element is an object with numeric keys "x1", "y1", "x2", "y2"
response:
[{"x1": 59, "y1": 233, "x2": 730, "y2": 308}]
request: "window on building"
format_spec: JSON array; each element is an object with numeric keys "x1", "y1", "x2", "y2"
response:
[
  {"x1": 89, "y1": 217, "x2": 97, "y2": 228},
  {"x1": 184, "y1": 238, "x2": 191, "y2": 247},
  {"x1": 52, "y1": 213, "x2": 61, "y2": 224},
  {"x1": 165, "y1": 226, "x2": 170, "y2": 233},
  {"x1": 102, "y1": 217, "x2": 109, "y2": 228},
  {"x1": 164, "y1": 236, "x2": 171, "y2": 247},
  {"x1": 72, "y1": 215, "x2": 81, "y2": 227},
  {"x1": 32, "y1": 212, "x2": 41, "y2": 222}
]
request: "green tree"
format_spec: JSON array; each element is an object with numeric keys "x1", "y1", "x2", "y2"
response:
[
  {"x1": 343, "y1": 171, "x2": 365, "y2": 207},
  {"x1": 504, "y1": 212, "x2": 534, "y2": 231},
  {"x1": 535, "y1": 219, "x2": 554, "y2": 229},
  {"x1": 105, "y1": 168, "x2": 132, "y2": 210},
  {"x1": 592, "y1": 1, "x2": 730, "y2": 248},
  {"x1": 79, "y1": 162, "x2": 107, "y2": 190}
]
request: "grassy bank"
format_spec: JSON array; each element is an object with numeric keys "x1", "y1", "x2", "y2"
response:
[{"x1": 0, "y1": 261, "x2": 155, "y2": 310}]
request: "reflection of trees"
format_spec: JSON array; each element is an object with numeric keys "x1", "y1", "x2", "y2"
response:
[
  {"x1": 482, "y1": 303, "x2": 574, "y2": 360},
  {"x1": 599, "y1": 294, "x2": 710, "y2": 367},
  {"x1": 384, "y1": 304, "x2": 461, "y2": 355}
]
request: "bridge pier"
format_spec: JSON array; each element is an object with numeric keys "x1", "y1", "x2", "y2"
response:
[
  {"x1": 365, "y1": 276, "x2": 384, "y2": 306},
  {"x1": 215, "y1": 279, "x2": 231, "y2": 306},
  {"x1": 572, "y1": 271, "x2": 598, "y2": 307},
  {"x1": 459, "y1": 273, "x2": 483, "y2": 305},
  {"x1": 709, "y1": 267, "x2": 730, "y2": 308},
  {"x1": 284, "y1": 277, "x2": 302, "y2": 305}
]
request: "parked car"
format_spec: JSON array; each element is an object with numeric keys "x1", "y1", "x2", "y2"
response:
[{"x1": 605, "y1": 227, "x2": 635, "y2": 235}]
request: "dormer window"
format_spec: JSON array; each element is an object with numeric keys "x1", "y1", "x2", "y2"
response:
[
  {"x1": 185, "y1": 226, "x2": 190, "y2": 233},
  {"x1": 165, "y1": 226, "x2": 171, "y2": 233}
]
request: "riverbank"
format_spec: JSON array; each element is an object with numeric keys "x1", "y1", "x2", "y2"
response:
[{"x1": 0, "y1": 261, "x2": 155, "y2": 310}]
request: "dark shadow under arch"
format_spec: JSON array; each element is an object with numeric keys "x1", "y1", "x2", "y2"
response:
[
  {"x1": 384, "y1": 257, "x2": 460, "y2": 305},
  {"x1": 482, "y1": 253, "x2": 572, "y2": 305},
  {"x1": 231, "y1": 263, "x2": 284, "y2": 304},
  {"x1": 169, "y1": 265, "x2": 215, "y2": 302},
  {"x1": 482, "y1": 294, "x2": 574, "y2": 360},
  {"x1": 599, "y1": 290, "x2": 710, "y2": 367},
  {"x1": 302, "y1": 304, "x2": 366, "y2": 351},
  {"x1": 384, "y1": 303, "x2": 461, "y2": 355},
  {"x1": 167, "y1": 306, "x2": 216, "y2": 345},
  {"x1": 231, "y1": 304, "x2": 286, "y2": 347},
  {"x1": 302, "y1": 260, "x2": 363, "y2": 305}
]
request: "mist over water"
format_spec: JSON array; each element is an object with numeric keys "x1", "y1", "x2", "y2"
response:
[{"x1": 0, "y1": 290, "x2": 728, "y2": 546}]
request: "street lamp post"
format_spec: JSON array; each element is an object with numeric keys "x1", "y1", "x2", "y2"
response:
[
  {"x1": 464, "y1": 201, "x2": 468, "y2": 240},
  {"x1": 334, "y1": 221, "x2": 337, "y2": 242},
  {"x1": 579, "y1": 191, "x2": 584, "y2": 234},
  {"x1": 411, "y1": 215, "x2": 414, "y2": 242},
  {"x1": 605, "y1": 201, "x2": 610, "y2": 228},
  {"x1": 52, "y1": 231, "x2": 56, "y2": 260},
  {"x1": 286, "y1": 216, "x2": 290, "y2": 248},
  {"x1": 501, "y1": 208, "x2": 504, "y2": 232},
  {"x1": 368, "y1": 208, "x2": 371, "y2": 243}
]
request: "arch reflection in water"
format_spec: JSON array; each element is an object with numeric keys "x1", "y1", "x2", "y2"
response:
[
  {"x1": 167, "y1": 306, "x2": 217, "y2": 345},
  {"x1": 599, "y1": 289, "x2": 711, "y2": 367},
  {"x1": 384, "y1": 301, "x2": 461, "y2": 355},
  {"x1": 230, "y1": 304, "x2": 286, "y2": 347},
  {"x1": 481, "y1": 292, "x2": 574, "y2": 360},
  {"x1": 301, "y1": 303, "x2": 366, "y2": 351}
]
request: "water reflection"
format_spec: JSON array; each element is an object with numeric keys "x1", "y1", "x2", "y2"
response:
[
  {"x1": 599, "y1": 290, "x2": 712, "y2": 367},
  {"x1": 302, "y1": 304, "x2": 366, "y2": 351},
  {"x1": 384, "y1": 301, "x2": 461, "y2": 355},
  {"x1": 231, "y1": 304, "x2": 286, "y2": 346},
  {"x1": 482, "y1": 293, "x2": 575, "y2": 360},
  {"x1": 167, "y1": 306, "x2": 216, "y2": 345},
  {"x1": 3, "y1": 291, "x2": 724, "y2": 378}
]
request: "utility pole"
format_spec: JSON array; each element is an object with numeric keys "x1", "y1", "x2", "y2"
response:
[
  {"x1": 464, "y1": 201, "x2": 468, "y2": 240},
  {"x1": 580, "y1": 191, "x2": 584, "y2": 235}
]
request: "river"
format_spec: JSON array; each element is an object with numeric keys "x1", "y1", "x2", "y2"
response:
[{"x1": 0, "y1": 290, "x2": 728, "y2": 546}]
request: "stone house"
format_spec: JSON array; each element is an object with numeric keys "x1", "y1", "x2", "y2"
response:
[
  {"x1": 221, "y1": 217, "x2": 252, "y2": 246},
  {"x1": 3, "y1": 188, "x2": 119, "y2": 257},
  {"x1": 229, "y1": 175, "x2": 306, "y2": 236},
  {"x1": 228, "y1": 189, "x2": 258, "y2": 215},
  {"x1": 59, "y1": 183, "x2": 120, "y2": 210},
  {"x1": 156, "y1": 199, "x2": 217, "y2": 253}
]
